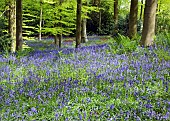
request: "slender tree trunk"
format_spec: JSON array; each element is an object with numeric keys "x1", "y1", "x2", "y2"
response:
[
  {"x1": 155, "y1": 0, "x2": 161, "y2": 33},
  {"x1": 98, "y1": 0, "x2": 101, "y2": 35},
  {"x1": 16, "y1": 0, "x2": 22, "y2": 51},
  {"x1": 113, "y1": 0, "x2": 118, "y2": 36},
  {"x1": 58, "y1": 0, "x2": 63, "y2": 48},
  {"x1": 53, "y1": 1, "x2": 58, "y2": 46},
  {"x1": 76, "y1": 0, "x2": 82, "y2": 48},
  {"x1": 81, "y1": 2, "x2": 88, "y2": 43},
  {"x1": 92, "y1": 0, "x2": 100, "y2": 35},
  {"x1": 99, "y1": 11, "x2": 101, "y2": 34},
  {"x1": 128, "y1": 0, "x2": 138, "y2": 39},
  {"x1": 139, "y1": 0, "x2": 144, "y2": 32},
  {"x1": 141, "y1": 0, "x2": 157, "y2": 46},
  {"x1": 140, "y1": 0, "x2": 144, "y2": 20},
  {"x1": 54, "y1": 35, "x2": 58, "y2": 45},
  {"x1": 8, "y1": 0, "x2": 16, "y2": 52},
  {"x1": 158, "y1": 0, "x2": 161, "y2": 32},
  {"x1": 58, "y1": 33, "x2": 62, "y2": 48},
  {"x1": 81, "y1": 16, "x2": 88, "y2": 43},
  {"x1": 39, "y1": 0, "x2": 43, "y2": 41}
]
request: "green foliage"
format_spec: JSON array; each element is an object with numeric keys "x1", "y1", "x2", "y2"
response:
[
  {"x1": 154, "y1": 49, "x2": 170, "y2": 61},
  {"x1": 108, "y1": 34, "x2": 139, "y2": 54},
  {"x1": 156, "y1": 32, "x2": 170, "y2": 47},
  {"x1": 22, "y1": 0, "x2": 40, "y2": 38},
  {"x1": 154, "y1": 32, "x2": 170, "y2": 61},
  {"x1": 0, "y1": 34, "x2": 11, "y2": 53},
  {"x1": 156, "y1": 0, "x2": 170, "y2": 33},
  {"x1": 42, "y1": 0, "x2": 76, "y2": 36},
  {"x1": 0, "y1": 15, "x2": 11, "y2": 53}
]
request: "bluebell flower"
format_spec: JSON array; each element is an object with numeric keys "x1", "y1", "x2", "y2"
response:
[
  {"x1": 55, "y1": 113, "x2": 59, "y2": 119},
  {"x1": 110, "y1": 104, "x2": 115, "y2": 110},
  {"x1": 145, "y1": 104, "x2": 153, "y2": 109},
  {"x1": 162, "y1": 112, "x2": 170, "y2": 120},
  {"x1": 31, "y1": 107, "x2": 37, "y2": 113}
]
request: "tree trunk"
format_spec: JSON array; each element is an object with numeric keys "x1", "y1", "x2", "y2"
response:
[
  {"x1": 81, "y1": 2, "x2": 88, "y2": 43},
  {"x1": 76, "y1": 0, "x2": 82, "y2": 48},
  {"x1": 58, "y1": 0, "x2": 63, "y2": 48},
  {"x1": 16, "y1": 0, "x2": 22, "y2": 51},
  {"x1": 81, "y1": 16, "x2": 88, "y2": 43},
  {"x1": 39, "y1": 0, "x2": 43, "y2": 41},
  {"x1": 140, "y1": 0, "x2": 144, "y2": 20},
  {"x1": 128, "y1": 0, "x2": 138, "y2": 39},
  {"x1": 8, "y1": 0, "x2": 16, "y2": 52},
  {"x1": 141, "y1": 0, "x2": 157, "y2": 46},
  {"x1": 139, "y1": 0, "x2": 144, "y2": 32},
  {"x1": 98, "y1": 0, "x2": 101, "y2": 35},
  {"x1": 113, "y1": 0, "x2": 118, "y2": 36},
  {"x1": 58, "y1": 34, "x2": 62, "y2": 48},
  {"x1": 155, "y1": 0, "x2": 161, "y2": 34},
  {"x1": 54, "y1": 35, "x2": 58, "y2": 45},
  {"x1": 158, "y1": 0, "x2": 161, "y2": 32}
]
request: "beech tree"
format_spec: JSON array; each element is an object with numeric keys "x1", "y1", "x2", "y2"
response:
[
  {"x1": 113, "y1": 0, "x2": 118, "y2": 36},
  {"x1": 81, "y1": 1, "x2": 88, "y2": 43},
  {"x1": 39, "y1": 0, "x2": 43, "y2": 41},
  {"x1": 16, "y1": 0, "x2": 23, "y2": 51},
  {"x1": 58, "y1": 0, "x2": 63, "y2": 48},
  {"x1": 75, "y1": 0, "x2": 82, "y2": 48},
  {"x1": 128, "y1": 0, "x2": 138, "y2": 39},
  {"x1": 81, "y1": 14, "x2": 88, "y2": 43},
  {"x1": 8, "y1": 0, "x2": 16, "y2": 52},
  {"x1": 141, "y1": 0, "x2": 157, "y2": 46}
]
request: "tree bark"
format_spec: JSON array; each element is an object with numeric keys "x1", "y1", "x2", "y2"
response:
[
  {"x1": 76, "y1": 0, "x2": 82, "y2": 48},
  {"x1": 81, "y1": 16, "x2": 88, "y2": 43},
  {"x1": 140, "y1": 0, "x2": 144, "y2": 20},
  {"x1": 16, "y1": 0, "x2": 22, "y2": 51},
  {"x1": 141, "y1": 0, "x2": 157, "y2": 46},
  {"x1": 39, "y1": 0, "x2": 43, "y2": 41},
  {"x1": 58, "y1": 0, "x2": 63, "y2": 48},
  {"x1": 58, "y1": 34, "x2": 62, "y2": 48},
  {"x1": 113, "y1": 0, "x2": 118, "y2": 36},
  {"x1": 98, "y1": 0, "x2": 101, "y2": 35},
  {"x1": 54, "y1": 35, "x2": 58, "y2": 45},
  {"x1": 81, "y1": 2, "x2": 88, "y2": 43},
  {"x1": 128, "y1": 0, "x2": 138, "y2": 39},
  {"x1": 8, "y1": 0, "x2": 16, "y2": 52}
]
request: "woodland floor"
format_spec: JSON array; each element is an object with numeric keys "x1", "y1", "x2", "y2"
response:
[{"x1": 0, "y1": 36, "x2": 170, "y2": 120}]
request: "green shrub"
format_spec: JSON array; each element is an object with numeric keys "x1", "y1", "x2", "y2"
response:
[
  {"x1": 156, "y1": 32, "x2": 170, "y2": 47},
  {"x1": 108, "y1": 34, "x2": 139, "y2": 54},
  {"x1": 0, "y1": 17, "x2": 11, "y2": 53},
  {"x1": 0, "y1": 34, "x2": 11, "y2": 53}
]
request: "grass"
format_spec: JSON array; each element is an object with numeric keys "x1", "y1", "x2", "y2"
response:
[{"x1": 0, "y1": 35, "x2": 170, "y2": 120}]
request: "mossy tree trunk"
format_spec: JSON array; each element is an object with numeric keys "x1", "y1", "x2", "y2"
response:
[
  {"x1": 76, "y1": 0, "x2": 82, "y2": 48},
  {"x1": 8, "y1": 0, "x2": 16, "y2": 52},
  {"x1": 113, "y1": 0, "x2": 118, "y2": 36},
  {"x1": 141, "y1": 0, "x2": 157, "y2": 46},
  {"x1": 128, "y1": 0, "x2": 138, "y2": 39},
  {"x1": 16, "y1": 0, "x2": 22, "y2": 51}
]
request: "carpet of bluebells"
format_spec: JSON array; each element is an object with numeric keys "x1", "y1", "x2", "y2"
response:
[{"x1": 0, "y1": 37, "x2": 170, "y2": 121}]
